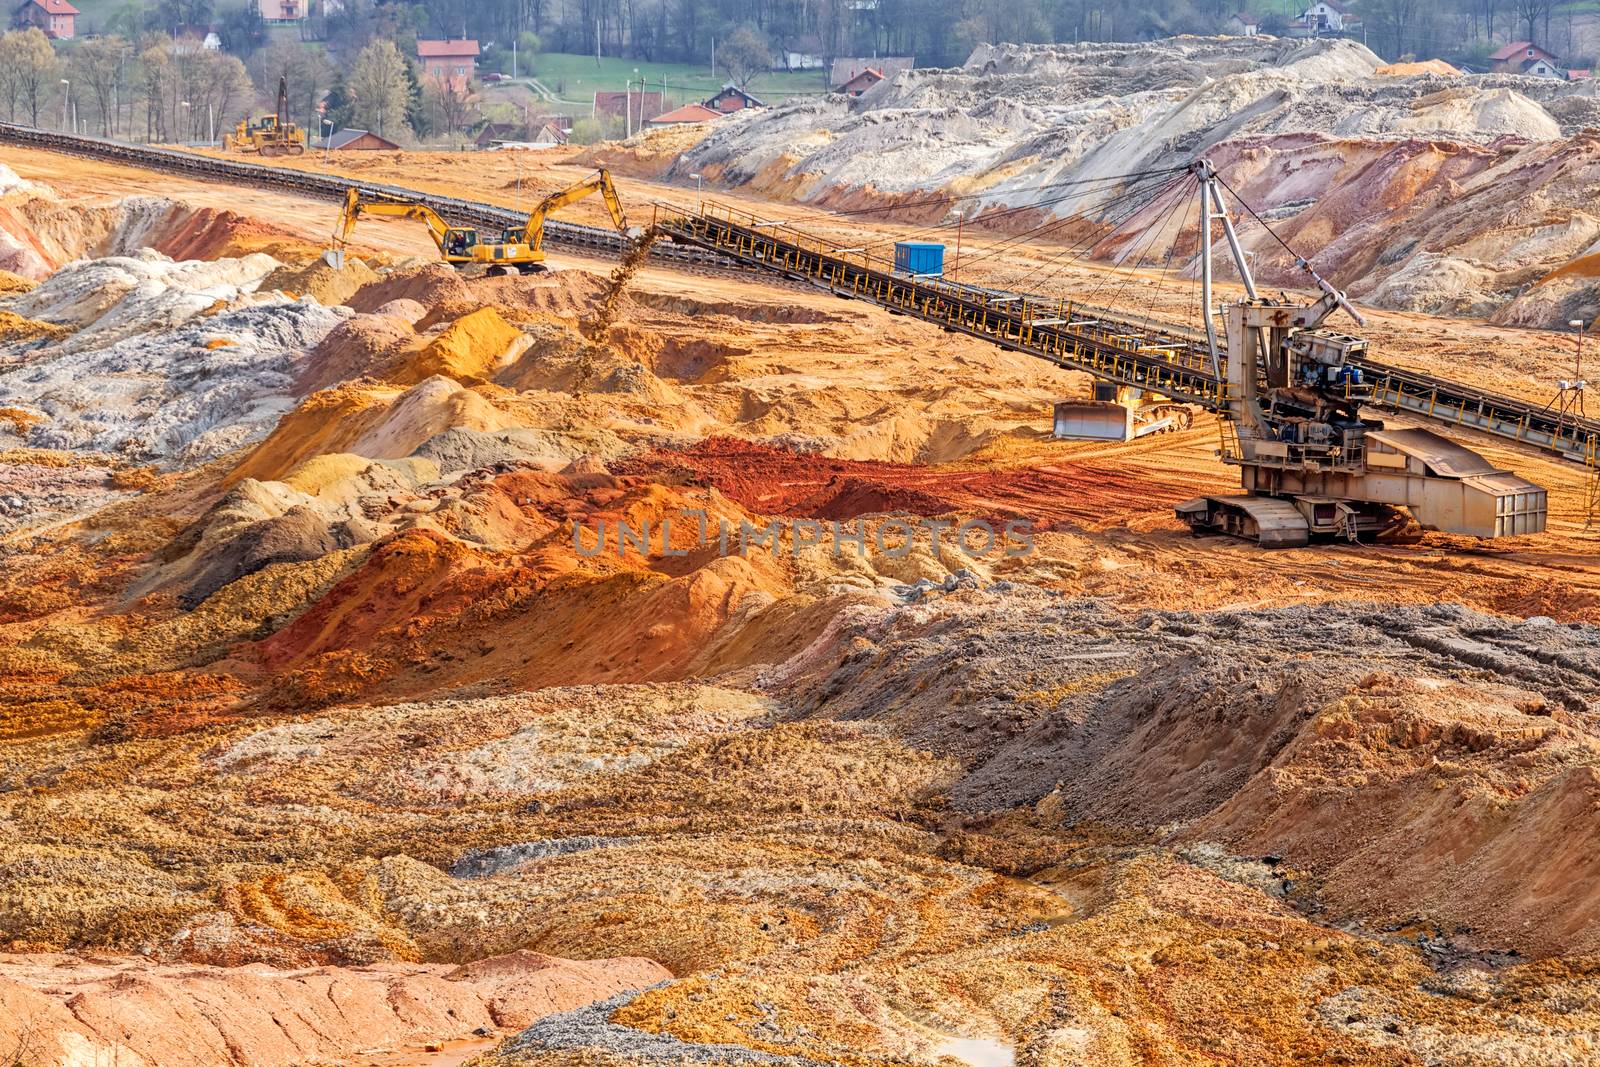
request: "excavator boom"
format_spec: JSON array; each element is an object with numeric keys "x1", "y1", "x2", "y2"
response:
[
  {"x1": 328, "y1": 188, "x2": 470, "y2": 268},
  {"x1": 327, "y1": 172, "x2": 637, "y2": 275},
  {"x1": 520, "y1": 168, "x2": 631, "y2": 253}
]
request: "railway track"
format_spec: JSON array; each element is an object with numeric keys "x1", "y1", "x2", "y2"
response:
[{"x1": 0, "y1": 123, "x2": 744, "y2": 271}]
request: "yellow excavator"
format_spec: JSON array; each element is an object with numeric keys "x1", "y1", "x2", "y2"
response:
[
  {"x1": 325, "y1": 169, "x2": 636, "y2": 275},
  {"x1": 225, "y1": 76, "x2": 306, "y2": 157}
]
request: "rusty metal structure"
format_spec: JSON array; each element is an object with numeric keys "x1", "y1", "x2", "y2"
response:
[
  {"x1": 645, "y1": 160, "x2": 1590, "y2": 546},
  {"x1": 0, "y1": 122, "x2": 1587, "y2": 545}
]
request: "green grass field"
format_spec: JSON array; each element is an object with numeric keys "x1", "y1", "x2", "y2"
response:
[{"x1": 514, "y1": 51, "x2": 828, "y2": 105}]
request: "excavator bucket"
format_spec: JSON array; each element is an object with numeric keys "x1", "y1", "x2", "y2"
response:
[{"x1": 323, "y1": 248, "x2": 345, "y2": 270}]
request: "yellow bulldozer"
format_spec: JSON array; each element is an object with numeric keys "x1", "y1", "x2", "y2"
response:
[
  {"x1": 326, "y1": 168, "x2": 637, "y2": 274},
  {"x1": 225, "y1": 76, "x2": 306, "y2": 157}
]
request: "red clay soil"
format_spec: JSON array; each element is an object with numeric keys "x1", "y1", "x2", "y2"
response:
[
  {"x1": 149, "y1": 206, "x2": 317, "y2": 262},
  {"x1": 620, "y1": 437, "x2": 1201, "y2": 529}
]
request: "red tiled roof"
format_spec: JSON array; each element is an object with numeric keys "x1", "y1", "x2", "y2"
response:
[
  {"x1": 1489, "y1": 41, "x2": 1550, "y2": 61},
  {"x1": 650, "y1": 103, "x2": 720, "y2": 124},
  {"x1": 29, "y1": 0, "x2": 78, "y2": 14},
  {"x1": 417, "y1": 39, "x2": 479, "y2": 58}
]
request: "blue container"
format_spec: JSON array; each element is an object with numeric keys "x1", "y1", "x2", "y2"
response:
[{"x1": 893, "y1": 241, "x2": 944, "y2": 277}]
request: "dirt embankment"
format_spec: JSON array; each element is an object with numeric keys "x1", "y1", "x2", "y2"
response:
[
  {"x1": 3, "y1": 160, "x2": 1600, "y2": 1067},
  {"x1": 0, "y1": 950, "x2": 668, "y2": 1067},
  {"x1": 676, "y1": 36, "x2": 1600, "y2": 321}
]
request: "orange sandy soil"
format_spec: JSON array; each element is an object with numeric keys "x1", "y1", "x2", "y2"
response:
[{"x1": 0, "y1": 148, "x2": 1599, "y2": 1066}]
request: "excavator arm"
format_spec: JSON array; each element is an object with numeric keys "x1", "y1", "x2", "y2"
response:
[
  {"x1": 329, "y1": 187, "x2": 464, "y2": 264},
  {"x1": 520, "y1": 168, "x2": 631, "y2": 253}
]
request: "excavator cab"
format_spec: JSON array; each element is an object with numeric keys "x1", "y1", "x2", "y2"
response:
[{"x1": 444, "y1": 228, "x2": 479, "y2": 257}]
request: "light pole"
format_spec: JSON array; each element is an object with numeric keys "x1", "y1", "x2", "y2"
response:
[
  {"x1": 180, "y1": 100, "x2": 190, "y2": 141},
  {"x1": 58, "y1": 79, "x2": 68, "y2": 131},
  {"x1": 1571, "y1": 318, "x2": 1586, "y2": 378},
  {"x1": 207, "y1": 102, "x2": 214, "y2": 145},
  {"x1": 689, "y1": 171, "x2": 702, "y2": 209},
  {"x1": 321, "y1": 117, "x2": 333, "y2": 162}
]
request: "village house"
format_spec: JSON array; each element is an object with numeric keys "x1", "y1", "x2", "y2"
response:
[
  {"x1": 417, "y1": 39, "x2": 480, "y2": 94},
  {"x1": 12, "y1": 0, "x2": 76, "y2": 40},
  {"x1": 475, "y1": 118, "x2": 572, "y2": 148},
  {"x1": 836, "y1": 67, "x2": 887, "y2": 96},
  {"x1": 647, "y1": 103, "x2": 721, "y2": 128},
  {"x1": 1488, "y1": 41, "x2": 1564, "y2": 76},
  {"x1": 258, "y1": 0, "x2": 306, "y2": 23},
  {"x1": 703, "y1": 83, "x2": 765, "y2": 113},
  {"x1": 1225, "y1": 12, "x2": 1259, "y2": 36},
  {"x1": 829, "y1": 56, "x2": 912, "y2": 89},
  {"x1": 316, "y1": 128, "x2": 401, "y2": 151},
  {"x1": 1289, "y1": 0, "x2": 1358, "y2": 35},
  {"x1": 593, "y1": 90, "x2": 664, "y2": 124}
]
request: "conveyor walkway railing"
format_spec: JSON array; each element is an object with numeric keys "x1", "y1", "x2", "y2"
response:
[
  {"x1": 654, "y1": 201, "x2": 1600, "y2": 482},
  {"x1": 652, "y1": 201, "x2": 1232, "y2": 410}
]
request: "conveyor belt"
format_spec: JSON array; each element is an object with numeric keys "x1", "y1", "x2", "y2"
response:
[
  {"x1": 652, "y1": 202, "x2": 1600, "y2": 470},
  {"x1": 0, "y1": 123, "x2": 736, "y2": 268},
  {"x1": 3, "y1": 124, "x2": 1595, "y2": 472}
]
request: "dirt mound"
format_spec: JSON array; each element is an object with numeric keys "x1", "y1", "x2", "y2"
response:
[
  {"x1": 260, "y1": 256, "x2": 381, "y2": 307},
  {"x1": 0, "y1": 269, "x2": 35, "y2": 292},
  {"x1": 775, "y1": 592, "x2": 1600, "y2": 957},
  {"x1": 349, "y1": 263, "x2": 473, "y2": 313},
  {"x1": 623, "y1": 437, "x2": 1206, "y2": 526},
  {"x1": 413, "y1": 426, "x2": 611, "y2": 475},
  {"x1": 670, "y1": 36, "x2": 1600, "y2": 319},
  {"x1": 1375, "y1": 58, "x2": 1461, "y2": 76},
  {"x1": 143, "y1": 203, "x2": 323, "y2": 262},
  {"x1": 226, "y1": 377, "x2": 513, "y2": 487},
  {"x1": 295, "y1": 309, "x2": 419, "y2": 395},
  {"x1": 177, "y1": 505, "x2": 365, "y2": 609},
  {"x1": 393, "y1": 306, "x2": 530, "y2": 385},
  {"x1": 0, "y1": 309, "x2": 69, "y2": 344}
]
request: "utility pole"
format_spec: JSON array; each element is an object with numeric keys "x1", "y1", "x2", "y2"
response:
[{"x1": 953, "y1": 212, "x2": 962, "y2": 283}]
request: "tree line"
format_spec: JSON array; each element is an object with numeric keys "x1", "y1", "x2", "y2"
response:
[{"x1": 303, "y1": 0, "x2": 1600, "y2": 72}]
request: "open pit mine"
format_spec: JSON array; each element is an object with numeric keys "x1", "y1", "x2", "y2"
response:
[{"x1": 5, "y1": 33, "x2": 1600, "y2": 1067}]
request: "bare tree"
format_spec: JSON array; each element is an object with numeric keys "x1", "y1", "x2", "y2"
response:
[
  {"x1": 1513, "y1": 0, "x2": 1553, "y2": 45},
  {"x1": 74, "y1": 35, "x2": 127, "y2": 136},
  {"x1": 429, "y1": 80, "x2": 477, "y2": 147},
  {"x1": 138, "y1": 40, "x2": 172, "y2": 141},
  {"x1": 717, "y1": 23, "x2": 773, "y2": 88},
  {"x1": 10, "y1": 28, "x2": 60, "y2": 128}
]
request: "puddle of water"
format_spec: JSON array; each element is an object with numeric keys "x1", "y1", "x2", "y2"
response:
[{"x1": 934, "y1": 1035, "x2": 1015, "y2": 1067}]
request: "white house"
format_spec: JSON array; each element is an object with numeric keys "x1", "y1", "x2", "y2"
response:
[{"x1": 1291, "y1": 0, "x2": 1357, "y2": 34}]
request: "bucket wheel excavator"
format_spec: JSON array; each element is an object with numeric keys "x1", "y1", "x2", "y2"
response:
[
  {"x1": 1171, "y1": 161, "x2": 1545, "y2": 547},
  {"x1": 650, "y1": 157, "x2": 1554, "y2": 549}
]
